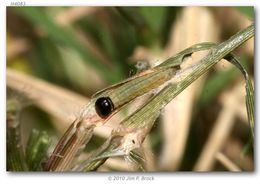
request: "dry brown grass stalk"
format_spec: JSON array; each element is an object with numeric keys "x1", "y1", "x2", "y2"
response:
[
  {"x1": 216, "y1": 152, "x2": 241, "y2": 171},
  {"x1": 158, "y1": 7, "x2": 220, "y2": 171},
  {"x1": 221, "y1": 138, "x2": 254, "y2": 171},
  {"x1": 193, "y1": 83, "x2": 245, "y2": 171},
  {"x1": 7, "y1": 69, "x2": 111, "y2": 138},
  {"x1": 55, "y1": 7, "x2": 113, "y2": 69},
  {"x1": 55, "y1": 7, "x2": 101, "y2": 26},
  {"x1": 7, "y1": 38, "x2": 29, "y2": 61}
]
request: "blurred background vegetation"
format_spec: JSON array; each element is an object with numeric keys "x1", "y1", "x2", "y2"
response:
[{"x1": 7, "y1": 6, "x2": 254, "y2": 171}]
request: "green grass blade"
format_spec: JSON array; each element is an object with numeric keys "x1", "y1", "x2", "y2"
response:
[
  {"x1": 26, "y1": 129, "x2": 50, "y2": 171},
  {"x1": 236, "y1": 6, "x2": 254, "y2": 20},
  {"x1": 224, "y1": 54, "x2": 254, "y2": 138},
  {"x1": 15, "y1": 7, "x2": 116, "y2": 82},
  {"x1": 78, "y1": 24, "x2": 254, "y2": 170},
  {"x1": 7, "y1": 99, "x2": 27, "y2": 171},
  {"x1": 139, "y1": 7, "x2": 167, "y2": 35}
]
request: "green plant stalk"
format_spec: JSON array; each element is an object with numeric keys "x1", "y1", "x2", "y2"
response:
[
  {"x1": 122, "y1": 24, "x2": 254, "y2": 130},
  {"x1": 92, "y1": 42, "x2": 216, "y2": 108},
  {"x1": 46, "y1": 24, "x2": 254, "y2": 171},
  {"x1": 79, "y1": 24, "x2": 254, "y2": 171},
  {"x1": 45, "y1": 43, "x2": 214, "y2": 171}
]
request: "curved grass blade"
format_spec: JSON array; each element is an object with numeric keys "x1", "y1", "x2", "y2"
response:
[
  {"x1": 224, "y1": 54, "x2": 254, "y2": 138},
  {"x1": 46, "y1": 41, "x2": 215, "y2": 171},
  {"x1": 76, "y1": 24, "x2": 254, "y2": 171}
]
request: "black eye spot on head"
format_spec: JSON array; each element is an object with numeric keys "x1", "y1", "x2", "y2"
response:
[{"x1": 95, "y1": 97, "x2": 114, "y2": 118}]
